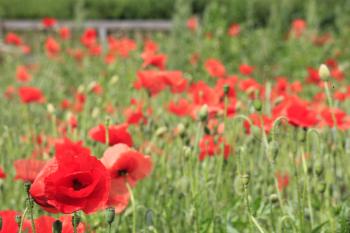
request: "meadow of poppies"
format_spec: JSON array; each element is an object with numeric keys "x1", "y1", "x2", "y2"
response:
[{"x1": 1, "y1": 12, "x2": 350, "y2": 233}]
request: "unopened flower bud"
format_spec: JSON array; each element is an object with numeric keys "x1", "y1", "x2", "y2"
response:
[
  {"x1": 253, "y1": 99, "x2": 262, "y2": 112},
  {"x1": 15, "y1": 215, "x2": 21, "y2": 227},
  {"x1": 72, "y1": 213, "x2": 81, "y2": 228},
  {"x1": 319, "y1": 64, "x2": 330, "y2": 81},
  {"x1": 317, "y1": 182, "x2": 326, "y2": 194},
  {"x1": 105, "y1": 116, "x2": 112, "y2": 128},
  {"x1": 77, "y1": 85, "x2": 85, "y2": 93},
  {"x1": 315, "y1": 162, "x2": 323, "y2": 176},
  {"x1": 269, "y1": 193, "x2": 279, "y2": 204},
  {"x1": 177, "y1": 123, "x2": 186, "y2": 137},
  {"x1": 155, "y1": 126, "x2": 167, "y2": 137},
  {"x1": 106, "y1": 207, "x2": 115, "y2": 225},
  {"x1": 92, "y1": 107, "x2": 100, "y2": 118},
  {"x1": 198, "y1": 105, "x2": 208, "y2": 122},
  {"x1": 110, "y1": 75, "x2": 119, "y2": 84},
  {"x1": 146, "y1": 209, "x2": 153, "y2": 227},
  {"x1": 223, "y1": 84, "x2": 230, "y2": 95},
  {"x1": 53, "y1": 220, "x2": 63, "y2": 233},
  {"x1": 240, "y1": 173, "x2": 250, "y2": 186},
  {"x1": 24, "y1": 182, "x2": 31, "y2": 194},
  {"x1": 47, "y1": 103, "x2": 55, "y2": 114}
]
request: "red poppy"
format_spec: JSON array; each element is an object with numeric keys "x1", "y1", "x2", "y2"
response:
[
  {"x1": 14, "y1": 159, "x2": 46, "y2": 183},
  {"x1": 187, "y1": 16, "x2": 198, "y2": 31},
  {"x1": 134, "y1": 70, "x2": 167, "y2": 95},
  {"x1": 80, "y1": 28, "x2": 97, "y2": 48},
  {"x1": 4, "y1": 32, "x2": 22, "y2": 46},
  {"x1": 291, "y1": 19, "x2": 306, "y2": 38},
  {"x1": 45, "y1": 37, "x2": 60, "y2": 57},
  {"x1": 16, "y1": 65, "x2": 32, "y2": 82},
  {"x1": 228, "y1": 23, "x2": 240, "y2": 37},
  {"x1": 141, "y1": 52, "x2": 167, "y2": 70},
  {"x1": 239, "y1": 64, "x2": 254, "y2": 76},
  {"x1": 59, "y1": 27, "x2": 71, "y2": 40},
  {"x1": 276, "y1": 172, "x2": 290, "y2": 191},
  {"x1": 0, "y1": 210, "x2": 31, "y2": 233},
  {"x1": 0, "y1": 167, "x2": 6, "y2": 179},
  {"x1": 198, "y1": 135, "x2": 231, "y2": 161},
  {"x1": 204, "y1": 58, "x2": 226, "y2": 78},
  {"x1": 108, "y1": 37, "x2": 137, "y2": 58},
  {"x1": 168, "y1": 98, "x2": 192, "y2": 117},
  {"x1": 101, "y1": 143, "x2": 153, "y2": 212},
  {"x1": 4, "y1": 85, "x2": 16, "y2": 99},
  {"x1": 42, "y1": 17, "x2": 57, "y2": 28},
  {"x1": 34, "y1": 215, "x2": 85, "y2": 233},
  {"x1": 320, "y1": 108, "x2": 350, "y2": 130},
  {"x1": 286, "y1": 102, "x2": 318, "y2": 128},
  {"x1": 89, "y1": 124, "x2": 133, "y2": 146},
  {"x1": 18, "y1": 86, "x2": 45, "y2": 104},
  {"x1": 30, "y1": 138, "x2": 110, "y2": 214},
  {"x1": 306, "y1": 67, "x2": 321, "y2": 85}
]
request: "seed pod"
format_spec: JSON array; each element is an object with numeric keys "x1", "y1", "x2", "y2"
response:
[
  {"x1": 106, "y1": 207, "x2": 115, "y2": 225},
  {"x1": 53, "y1": 220, "x2": 63, "y2": 233}
]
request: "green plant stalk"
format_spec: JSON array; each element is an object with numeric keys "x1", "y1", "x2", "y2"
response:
[{"x1": 126, "y1": 182, "x2": 137, "y2": 233}]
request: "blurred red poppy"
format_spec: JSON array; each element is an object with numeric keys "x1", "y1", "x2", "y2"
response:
[{"x1": 89, "y1": 124, "x2": 133, "y2": 146}]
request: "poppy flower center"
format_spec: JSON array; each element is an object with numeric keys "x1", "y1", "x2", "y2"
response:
[
  {"x1": 72, "y1": 179, "x2": 87, "y2": 190},
  {"x1": 118, "y1": 169, "x2": 128, "y2": 176}
]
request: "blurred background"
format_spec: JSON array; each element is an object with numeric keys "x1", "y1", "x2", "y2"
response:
[{"x1": 0, "y1": 0, "x2": 350, "y2": 32}]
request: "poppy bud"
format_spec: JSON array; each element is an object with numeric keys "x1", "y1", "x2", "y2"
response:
[
  {"x1": 0, "y1": 216, "x2": 2, "y2": 230},
  {"x1": 240, "y1": 173, "x2": 250, "y2": 186},
  {"x1": 92, "y1": 107, "x2": 100, "y2": 118},
  {"x1": 72, "y1": 212, "x2": 81, "y2": 228},
  {"x1": 88, "y1": 81, "x2": 97, "y2": 92},
  {"x1": 110, "y1": 75, "x2": 119, "y2": 84},
  {"x1": 146, "y1": 209, "x2": 154, "y2": 227},
  {"x1": 183, "y1": 146, "x2": 191, "y2": 157},
  {"x1": 176, "y1": 123, "x2": 186, "y2": 137},
  {"x1": 47, "y1": 103, "x2": 56, "y2": 114},
  {"x1": 223, "y1": 84, "x2": 230, "y2": 95},
  {"x1": 317, "y1": 182, "x2": 326, "y2": 194},
  {"x1": 105, "y1": 116, "x2": 111, "y2": 128},
  {"x1": 204, "y1": 126, "x2": 211, "y2": 135},
  {"x1": 77, "y1": 85, "x2": 85, "y2": 93},
  {"x1": 15, "y1": 215, "x2": 21, "y2": 227},
  {"x1": 253, "y1": 99, "x2": 262, "y2": 112},
  {"x1": 315, "y1": 162, "x2": 323, "y2": 176},
  {"x1": 106, "y1": 207, "x2": 115, "y2": 225},
  {"x1": 155, "y1": 126, "x2": 167, "y2": 137},
  {"x1": 269, "y1": 141, "x2": 279, "y2": 161},
  {"x1": 269, "y1": 194, "x2": 279, "y2": 204},
  {"x1": 53, "y1": 220, "x2": 63, "y2": 233},
  {"x1": 319, "y1": 64, "x2": 330, "y2": 81},
  {"x1": 24, "y1": 182, "x2": 31, "y2": 194},
  {"x1": 198, "y1": 105, "x2": 208, "y2": 122}
]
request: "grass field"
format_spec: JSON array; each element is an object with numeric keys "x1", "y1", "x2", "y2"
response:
[{"x1": 1, "y1": 10, "x2": 350, "y2": 233}]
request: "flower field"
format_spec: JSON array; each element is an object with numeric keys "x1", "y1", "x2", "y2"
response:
[{"x1": 1, "y1": 13, "x2": 350, "y2": 233}]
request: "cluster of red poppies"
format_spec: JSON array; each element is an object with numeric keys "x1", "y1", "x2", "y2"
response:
[{"x1": 0, "y1": 15, "x2": 349, "y2": 232}]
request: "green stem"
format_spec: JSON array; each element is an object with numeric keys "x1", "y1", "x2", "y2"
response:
[{"x1": 126, "y1": 183, "x2": 136, "y2": 233}]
